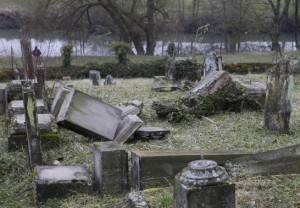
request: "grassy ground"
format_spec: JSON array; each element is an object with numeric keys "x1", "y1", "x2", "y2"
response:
[{"x1": 0, "y1": 72, "x2": 299, "y2": 207}]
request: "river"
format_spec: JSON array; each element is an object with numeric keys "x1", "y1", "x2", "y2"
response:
[{"x1": 0, "y1": 29, "x2": 298, "y2": 57}]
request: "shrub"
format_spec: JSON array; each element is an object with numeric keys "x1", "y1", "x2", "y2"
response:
[
  {"x1": 172, "y1": 59, "x2": 201, "y2": 81},
  {"x1": 167, "y1": 42, "x2": 176, "y2": 57},
  {"x1": 61, "y1": 44, "x2": 73, "y2": 68},
  {"x1": 111, "y1": 41, "x2": 132, "y2": 65}
]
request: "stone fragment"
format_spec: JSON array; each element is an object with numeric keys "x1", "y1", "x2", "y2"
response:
[
  {"x1": 174, "y1": 160, "x2": 235, "y2": 208},
  {"x1": 116, "y1": 104, "x2": 140, "y2": 119},
  {"x1": 134, "y1": 127, "x2": 170, "y2": 140},
  {"x1": 127, "y1": 191, "x2": 150, "y2": 208},
  {"x1": 225, "y1": 144, "x2": 300, "y2": 177},
  {"x1": 34, "y1": 166, "x2": 91, "y2": 202},
  {"x1": 131, "y1": 150, "x2": 250, "y2": 190},
  {"x1": 104, "y1": 75, "x2": 116, "y2": 85},
  {"x1": 93, "y1": 142, "x2": 128, "y2": 195},
  {"x1": 55, "y1": 89, "x2": 122, "y2": 140},
  {"x1": 114, "y1": 115, "x2": 143, "y2": 143}
]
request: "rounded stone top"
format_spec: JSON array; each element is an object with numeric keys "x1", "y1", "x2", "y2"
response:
[{"x1": 179, "y1": 160, "x2": 228, "y2": 187}]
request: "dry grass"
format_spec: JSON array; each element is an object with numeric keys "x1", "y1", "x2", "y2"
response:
[{"x1": 0, "y1": 73, "x2": 300, "y2": 207}]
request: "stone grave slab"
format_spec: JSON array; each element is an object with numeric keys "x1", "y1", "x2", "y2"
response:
[
  {"x1": 116, "y1": 104, "x2": 140, "y2": 119},
  {"x1": 56, "y1": 90, "x2": 122, "y2": 140},
  {"x1": 225, "y1": 144, "x2": 300, "y2": 177},
  {"x1": 8, "y1": 114, "x2": 60, "y2": 150},
  {"x1": 50, "y1": 86, "x2": 73, "y2": 118},
  {"x1": 134, "y1": 127, "x2": 170, "y2": 140},
  {"x1": 114, "y1": 115, "x2": 143, "y2": 143},
  {"x1": 34, "y1": 166, "x2": 91, "y2": 202},
  {"x1": 93, "y1": 142, "x2": 128, "y2": 195},
  {"x1": 131, "y1": 150, "x2": 250, "y2": 190},
  {"x1": 7, "y1": 99, "x2": 48, "y2": 118}
]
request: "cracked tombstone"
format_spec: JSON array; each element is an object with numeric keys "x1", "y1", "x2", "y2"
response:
[
  {"x1": 174, "y1": 160, "x2": 235, "y2": 208},
  {"x1": 264, "y1": 58, "x2": 293, "y2": 133},
  {"x1": 89, "y1": 70, "x2": 100, "y2": 86}
]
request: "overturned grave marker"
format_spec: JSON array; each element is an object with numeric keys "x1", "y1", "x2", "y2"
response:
[
  {"x1": 55, "y1": 89, "x2": 122, "y2": 140},
  {"x1": 34, "y1": 166, "x2": 91, "y2": 202},
  {"x1": 114, "y1": 115, "x2": 143, "y2": 143},
  {"x1": 225, "y1": 144, "x2": 300, "y2": 177},
  {"x1": 131, "y1": 150, "x2": 250, "y2": 190}
]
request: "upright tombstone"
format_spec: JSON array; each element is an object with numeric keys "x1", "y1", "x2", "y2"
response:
[
  {"x1": 93, "y1": 142, "x2": 128, "y2": 195},
  {"x1": 104, "y1": 75, "x2": 116, "y2": 85},
  {"x1": 203, "y1": 52, "x2": 218, "y2": 77},
  {"x1": 23, "y1": 89, "x2": 43, "y2": 168},
  {"x1": 264, "y1": 58, "x2": 293, "y2": 133},
  {"x1": 36, "y1": 67, "x2": 46, "y2": 99},
  {"x1": 89, "y1": 70, "x2": 100, "y2": 86},
  {"x1": 174, "y1": 160, "x2": 235, "y2": 208}
]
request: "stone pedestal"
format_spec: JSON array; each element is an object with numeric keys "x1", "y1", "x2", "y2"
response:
[
  {"x1": 93, "y1": 142, "x2": 128, "y2": 195},
  {"x1": 174, "y1": 160, "x2": 235, "y2": 208},
  {"x1": 34, "y1": 166, "x2": 91, "y2": 202}
]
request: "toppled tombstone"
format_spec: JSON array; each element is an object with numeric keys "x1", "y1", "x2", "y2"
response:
[
  {"x1": 34, "y1": 166, "x2": 91, "y2": 202},
  {"x1": 152, "y1": 71, "x2": 266, "y2": 120},
  {"x1": 89, "y1": 70, "x2": 101, "y2": 86},
  {"x1": 54, "y1": 88, "x2": 122, "y2": 140},
  {"x1": 7, "y1": 99, "x2": 48, "y2": 118},
  {"x1": 104, "y1": 75, "x2": 116, "y2": 85},
  {"x1": 225, "y1": 144, "x2": 300, "y2": 177},
  {"x1": 134, "y1": 127, "x2": 170, "y2": 140},
  {"x1": 114, "y1": 115, "x2": 143, "y2": 143},
  {"x1": 7, "y1": 114, "x2": 60, "y2": 150},
  {"x1": 50, "y1": 86, "x2": 73, "y2": 118},
  {"x1": 237, "y1": 81, "x2": 266, "y2": 106},
  {"x1": 115, "y1": 100, "x2": 143, "y2": 119}
]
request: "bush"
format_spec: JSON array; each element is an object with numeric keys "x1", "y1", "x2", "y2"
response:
[
  {"x1": 167, "y1": 42, "x2": 176, "y2": 57},
  {"x1": 111, "y1": 41, "x2": 132, "y2": 65},
  {"x1": 61, "y1": 44, "x2": 73, "y2": 68},
  {"x1": 172, "y1": 59, "x2": 202, "y2": 81}
]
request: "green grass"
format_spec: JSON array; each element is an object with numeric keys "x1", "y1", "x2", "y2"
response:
[{"x1": 0, "y1": 74, "x2": 300, "y2": 207}]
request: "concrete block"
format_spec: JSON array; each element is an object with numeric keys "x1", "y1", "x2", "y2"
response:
[
  {"x1": 93, "y1": 142, "x2": 128, "y2": 195},
  {"x1": 34, "y1": 166, "x2": 91, "y2": 202}
]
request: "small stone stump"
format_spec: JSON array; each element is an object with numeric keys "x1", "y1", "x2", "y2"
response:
[
  {"x1": 89, "y1": 70, "x2": 101, "y2": 86},
  {"x1": 264, "y1": 58, "x2": 293, "y2": 133},
  {"x1": 93, "y1": 142, "x2": 128, "y2": 195},
  {"x1": 174, "y1": 160, "x2": 235, "y2": 208},
  {"x1": 34, "y1": 166, "x2": 91, "y2": 202},
  {"x1": 104, "y1": 75, "x2": 116, "y2": 85}
]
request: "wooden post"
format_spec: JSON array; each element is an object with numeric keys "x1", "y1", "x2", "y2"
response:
[
  {"x1": 23, "y1": 88, "x2": 43, "y2": 169},
  {"x1": 264, "y1": 58, "x2": 293, "y2": 133},
  {"x1": 36, "y1": 67, "x2": 46, "y2": 99}
]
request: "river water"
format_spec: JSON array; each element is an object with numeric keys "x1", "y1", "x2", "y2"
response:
[{"x1": 0, "y1": 29, "x2": 298, "y2": 57}]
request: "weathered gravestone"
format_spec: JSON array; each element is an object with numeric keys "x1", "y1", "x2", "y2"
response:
[
  {"x1": 34, "y1": 166, "x2": 91, "y2": 202},
  {"x1": 50, "y1": 86, "x2": 73, "y2": 118},
  {"x1": 104, "y1": 75, "x2": 116, "y2": 85},
  {"x1": 264, "y1": 58, "x2": 293, "y2": 133},
  {"x1": 131, "y1": 150, "x2": 250, "y2": 190},
  {"x1": 36, "y1": 67, "x2": 46, "y2": 99},
  {"x1": 174, "y1": 160, "x2": 235, "y2": 208},
  {"x1": 0, "y1": 83, "x2": 7, "y2": 114},
  {"x1": 225, "y1": 144, "x2": 300, "y2": 177},
  {"x1": 52, "y1": 87, "x2": 122, "y2": 140},
  {"x1": 7, "y1": 99, "x2": 48, "y2": 118},
  {"x1": 89, "y1": 70, "x2": 101, "y2": 86},
  {"x1": 93, "y1": 142, "x2": 128, "y2": 195},
  {"x1": 5, "y1": 80, "x2": 36, "y2": 106},
  {"x1": 23, "y1": 90, "x2": 43, "y2": 168},
  {"x1": 203, "y1": 52, "x2": 223, "y2": 77}
]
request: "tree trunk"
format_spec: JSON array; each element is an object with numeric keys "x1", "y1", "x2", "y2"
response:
[
  {"x1": 295, "y1": 0, "x2": 300, "y2": 50},
  {"x1": 146, "y1": 0, "x2": 156, "y2": 55}
]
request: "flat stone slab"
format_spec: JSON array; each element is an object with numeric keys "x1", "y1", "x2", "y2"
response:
[
  {"x1": 135, "y1": 127, "x2": 170, "y2": 140},
  {"x1": 35, "y1": 166, "x2": 91, "y2": 202},
  {"x1": 7, "y1": 99, "x2": 48, "y2": 118},
  {"x1": 8, "y1": 114, "x2": 60, "y2": 150},
  {"x1": 55, "y1": 89, "x2": 122, "y2": 140},
  {"x1": 114, "y1": 115, "x2": 143, "y2": 143},
  {"x1": 51, "y1": 86, "x2": 73, "y2": 118}
]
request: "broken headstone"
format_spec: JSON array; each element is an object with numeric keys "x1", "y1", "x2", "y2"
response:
[
  {"x1": 203, "y1": 52, "x2": 218, "y2": 77},
  {"x1": 89, "y1": 70, "x2": 100, "y2": 86}
]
